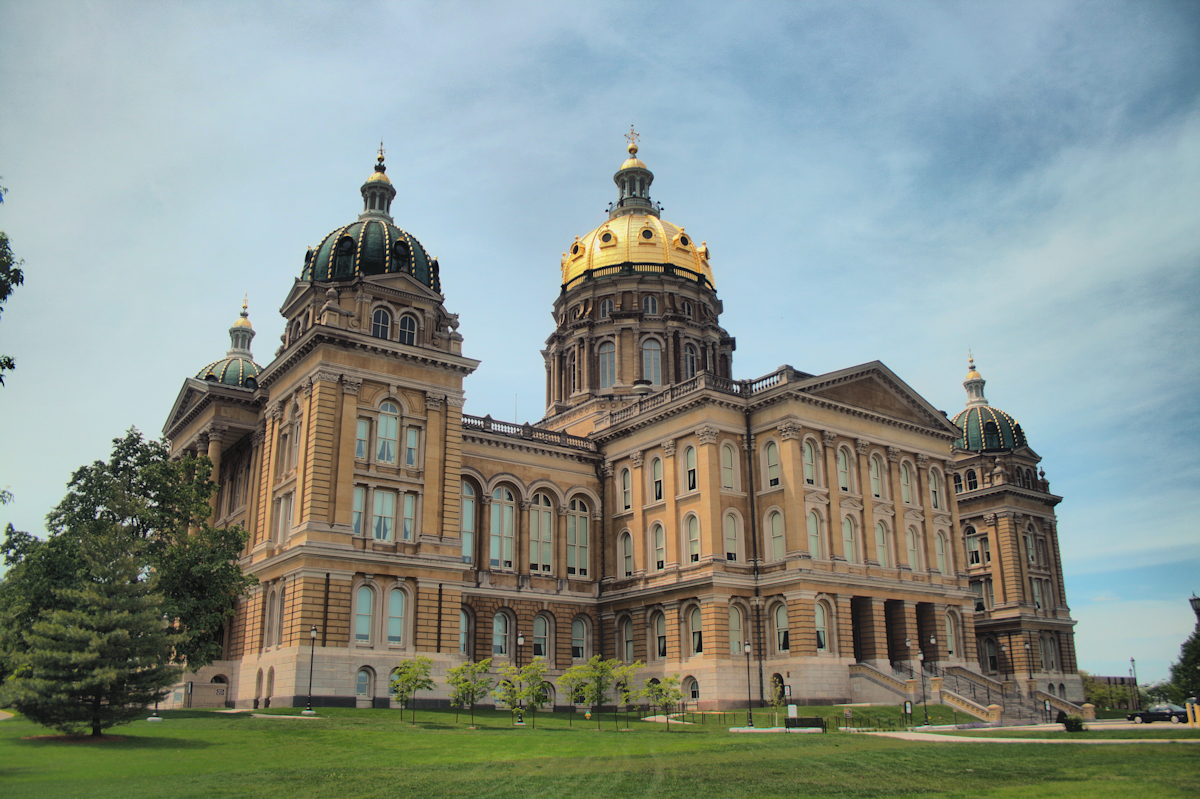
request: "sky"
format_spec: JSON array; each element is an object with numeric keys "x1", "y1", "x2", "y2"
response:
[{"x1": 1, "y1": 0, "x2": 1197, "y2": 684}]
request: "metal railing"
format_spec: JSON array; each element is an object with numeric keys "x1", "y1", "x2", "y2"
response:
[{"x1": 462, "y1": 414, "x2": 597, "y2": 452}]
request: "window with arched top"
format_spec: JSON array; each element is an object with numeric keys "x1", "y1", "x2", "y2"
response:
[
  {"x1": 567, "y1": 499, "x2": 589, "y2": 576},
  {"x1": 842, "y1": 516, "x2": 858, "y2": 563},
  {"x1": 651, "y1": 457, "x2": 663, "y2": 502},
  {"x1": 930, "y1": 470, "x2": 943, "y2": 510},
  {"x1": 459, "y1": 609, "x2": 472, "y2": 656},
  {"x1": 387, "y1": 588, "x2": 405, "y2": 645},
  {"x1": 620, "y1": 532, "x2": 634, "y2": 577},
  {"x1": 769, "y1": 510, "x2": 785, "y2": 560},
  {"x1": 683, "y1": 344, "x2": 697, "y2": 380},
  {"x1": 935, "y1": 532, "x2": 948, "y2": 574},
  {"x1": 983, "y1": 421, "x2": 1001, "y2": 449},
  {"x1": 621, "y1": 617, "x2": 635, "y2": 662},
  {"x1": 355, "y1": 585, "x2": 373, "y2": 644},
  {"x1": 371, "y1": 308, "x2": 391, "y2": 339},
  {"x1": 900, "y1": 463, "x2": 913, "y2": 503},
  {"x1": 814, "y1": 601, "x2": 830, "y2": 652},
  {"x1": 652, "y1": 611, "x2": 667, "y2": 659},
  {"x1": 684, "y1": 446, "x2": 697, "y2": 492},
  {"x1": 460, "y1": 481, "x2": 475, "y2": 563},
  {"x1": 530, "y1": 492, "x2": 553, "y2": 573},
  {"x1": 398, "y1": 314, "x2": 417, "y2": 346},
  {"x1": 686, "y1": 516, "x2": 700, "y2": 563},
  {"x1": 944, "y1": 614, "x2": 957, "y2": 657},
  {"x1": 724, "y1": 513, "x2": 741, "y2": 562},
  {"x1": 681, "y1": 299, "x2": 693, "y2": 317},
  {"x1": 802, "y1": 440, "x2": 817, "y2": 485},
  {"x1": 953, "y1": 473, "x2": 963, "y2": 493},
  {"x1": 685, "y1": 677, "x2": 699, "y2": 701},
  {"x1": 808, "y1": 511, "x2": 823, "y2": 559},
  {"x1": 688, "y1": 606, "x2": 703, "y2": 655},
  {"x1": 774, "y1": 603, "x2": 790, "y2": 652},
  {"x1": 642, "y1": 295, "x2": 658, "y2": 315},
  {"x1": 721, "y1": 443, "x2": 736, "y2": 490},
  {"x1": 598, "y1": 341, "x2": 616, "y2": 389},
  {"x1": 906, "y1": 527, "x2": 922, "y2": 570},
  {"x1": 490, "y1": 487, "x2": 516, "y2": 569},
  {"x1": 875, "y1": 522, "x2": 890, "y2": 568},
  {"x1": 599, "y1": 298, "x2": 613, "y2": 319},
  {"x1": 621, "y1": 468, "x2": 631, "y2": 510},
  {"x1": 837, "y1": 448, "x2": 853, "y2": 492},
  {"x1": 765, "y1": 441, "x2": 780, "y2": 488},
  {"x1": 533, "y1": 615, "x2": 549, "y2": 659},
  {"x1": 492, "y1": 612, "x2": 510, "y2": 656},
  {"x1": 571, "y1": 617, "x2": 588, "y2": 660},
  {"x1": 642, "y1": 340, "x2": 662, "y2": 385},
  {"x1": 869, "y1": 455, "x2": 883, "y2": 498},
  {"x1": 966, "y1": 469, "x2": 978, "y2": 491},
  {"x1": 377, "y1": 402, "x2": 399, "y2": 464},
  {"x1": 652, "y1": 523, "x2": 665, "y2": 570},
  {"x1": 728, "y1": 604, "x2": 744, "y2": 654},
  {"x1": 356, "y1": 668, "x2": 374, "y2": 699}
]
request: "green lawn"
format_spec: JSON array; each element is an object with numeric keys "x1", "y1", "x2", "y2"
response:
[{"x1": 2, "y1": 707, "x2": 1198, "y2": 798}]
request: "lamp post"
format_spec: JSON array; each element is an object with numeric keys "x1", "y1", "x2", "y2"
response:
[
  {"x1": 744, "y1": 641, "x2": 754, "y2": 728},
  {"x1": 929, "y1": 635, "x2": 937, "y2": 673},
  {"x1": 1024, "y1": 640, "x2": 1033, "y2": 691},
  {"x1": 906, "y1": 637, "x2": 912, "y2": 676},
  {"x1": 1130, "y1": 657, "x2": 1140, "y2": 712},
  {"x1": 917, "y1": 651, "x2": 929, "y2": 726},
  {"x1": 148, "y1": 613, "x2": 169, "y2": 722},
  {"x1": 1000, "y1": 644, "x2": 1008, "y2": 684},
  {"x1": 1190, "y1": 594, "x2": 1200, "y2": 623},
  {"x1": 303, "y1": 625, "x2": 318, "y2": 715},
  {"x1": 516, "y1": 632, "x2": 525, "y2": 724}
]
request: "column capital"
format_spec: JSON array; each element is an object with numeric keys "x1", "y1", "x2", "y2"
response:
[
  {"x1": 631, "y1": 451, "x2": 644, "y2": 468},
  {"x1": 779, "y1": 422, "x2": 801, "y2": 441},
  {"x1": 312, "y1": 370, "x2": 341, "y2": 385},
  {"x1": 697, "y1": 425, "x2": 720, "y2": 445},
  {"x1": 342, "y1": 377, "x2": 362, "y2": 395},
  {"x1": 887, "y1": 446, "x2": 900, "y2": 463},
  {"x1": 856, "y1": 438, "x2": 870, "y2": 455},
  {"x1": 917, "y1": 454, "x2": 930, "y2": 468},
  {"x1": 662, "y1": 439, "x2": 676, "y2": 457},
  {"x1": 425, "y1": 393, "x2": 446, "y2": 410},
  {"x1": 822, "y1": 430, "x2": 837, "y2": 446},
  {"x1": 601, "y1": 462, "x2": 614, "y2": 478}
]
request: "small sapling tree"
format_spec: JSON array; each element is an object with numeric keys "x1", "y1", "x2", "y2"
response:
[
  {"x1": 390, "y1": 655, "x2": 435, "y2": 725},
  {"x1": 446, "y1": 658, "x2": 492, "y2": 727}
]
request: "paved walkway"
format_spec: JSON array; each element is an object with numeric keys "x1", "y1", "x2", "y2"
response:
[{"x1": 866, "y1": 728, "x2": 1200, "y2": 744}]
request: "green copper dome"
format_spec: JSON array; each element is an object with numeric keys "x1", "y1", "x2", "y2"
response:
[
  {"x1": 196, "y1": 301, "x2": 263, "y2": 389},
  {"x1": 299, "y1": 150, "x2": 441, "y2": 293},
  {"x1": 951, "y1": 357, "x2": 1026, "y2": 451}
]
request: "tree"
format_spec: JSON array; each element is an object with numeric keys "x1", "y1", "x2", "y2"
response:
[
  {"x1": 446, "y1": 658, "x2": 492, "y2": 727},
  {"x1": 556, "y1": 662, "x2": 588, "y2": 726},
  {"x1": 390, "y1": 656, "x2": 435, "y2": 724},
  {"x1": 612, "y1": 660, "x2": 644, "y2": 729},
  {"x1": 643, "y1": 673, "x2": 683, "y2": 731},
  {"x1": 517, "y1": 658, "x2": 548, "y2": 728},
  {"x1": 767, "y1": 676, "x2": 788, "y2": 727},
  {"x1": 1, "y1": 542, "x2": 178, "y2": 736},
  {"x1": 0, "y1": 181, "x2": 24, "y2": 386},
  {"x1": 1167, "y1": 624, "x2": 1200, "y2": 704}
]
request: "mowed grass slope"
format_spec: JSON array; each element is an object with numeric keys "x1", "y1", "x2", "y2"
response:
[{"x1": 1, "y1": 708, "x2": 1198, "y2": 798}]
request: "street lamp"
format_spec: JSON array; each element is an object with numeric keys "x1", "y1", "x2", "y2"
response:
[
  {"x1": 1000, "y1": 644, "x2": 1008, "y2": 683},
  {"x1": 744, "y1": 641, "x2": 754, "y2": 728},
  {"x1": 1024, "y1": 640, "x2": 1032, "y2": 681},
  {"x1": 906, "y1": 637, "x2": 912, "y2": 676},
  {"x1": 516, "y1": 632, "x2": 525, "y2": 724},
  {"x1": 1190, "y1": 594, "x2": 1200, "y2": 623},
  {"x1": 148, "y1": 613, "x2": 169, "y2": 722},
  {"x1": 1130, "y1": 657, "x2": 1140, "y2": 712},
  {"x1": 303, "y1": 625, "x2": 318, "y2": 715},
  {"x1": 917, "y1": 651, "x2": 929, "y2": 726}
]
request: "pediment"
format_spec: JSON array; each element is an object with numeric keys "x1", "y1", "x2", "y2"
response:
[
  {"x1": 840, "y1": 498, "x2": 864, "y2": 512},
  {"x1": 800, "y1": 362, "x2": 960, "y2": 435}
]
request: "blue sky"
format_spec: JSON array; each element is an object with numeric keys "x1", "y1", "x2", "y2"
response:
[{"x1": 1, "y1": 0, "x2": 1197, "y2": 682}]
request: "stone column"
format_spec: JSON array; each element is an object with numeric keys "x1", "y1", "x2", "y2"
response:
[
  {"x1": 778, "y1": 422, "x2": 803, "y2": 556},
  {"x1": 888, "y1": 600, "x2": 920, "y2": 670},
  {"x1": 422, "y1": 393, "x2": 446, "y2": 541},
  {"x1": 204, "y1": 424, "x2": 227, "y2": 522},
  {"x1": 696, "y1": 426, "x2": 723, "y2": 557},
  {"x1": 887, "y1": 448, "x2": 909, "y2": 568},
  {"x1": 856, "y1": 596, "x2": 889, "y2": 666},
  {"x1": 857, "y1": 439, "x2": 875, "y2": 564},
  {"x1": 299, "y1": 372, "x2": 340, "y2": 528},
  {"x1": 822, "y1": 432, "x2": 844, "y2": 560},
  {"x1": 333, "y1": 378, "x2": 361, "y2": 531}
]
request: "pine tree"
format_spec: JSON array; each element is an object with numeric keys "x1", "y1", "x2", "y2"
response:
[{"x1": 3, "y1": 547, "x2": 178, "y2": 736}]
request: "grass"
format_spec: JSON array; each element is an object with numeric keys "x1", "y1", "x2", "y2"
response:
[
  {"x1": 931, "y1": 727, "x2": 1200, "y2": 740},
  {"x1": 2, "y1": 707, "x2": 1198, "y2": 798}
]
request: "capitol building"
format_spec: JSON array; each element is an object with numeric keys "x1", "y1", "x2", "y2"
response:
[{"x1": 163, "y1": 136, "x2": 1081, "y2": 714}]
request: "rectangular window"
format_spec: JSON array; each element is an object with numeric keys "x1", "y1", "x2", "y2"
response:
[
  {"x1": 1031, "y1": 578, "x2": 1043, "y2": 609},
  {"x1": 461, "y1": 490, "x2": 475, "y2": 564},
  {"x1": 352, "y1": 486, "x2": 365, "y2": 536},
  {"x1": 274, "y1": 492, "x2": 293, "y2": 543},
  {"x1": 405, "y1": 428, "x2": 419, "y2": 467},
  {"x1": 971, "y1": 580, "x2": 986, "y2": 612},
  {"x1": 355, "y1": 419, "x2": 369, "y2": 460},
  {"x1": 721, "y1": 446, "x2": 734, "y2": 490},
  {"x1": 982, "y1": 537, "x2": 991, "y2": 564},
  {"x1": 373, "y1": 491, "x2": 395, "y2": 541},
  {"x1": 621, "y1": 470, "x2": 631, "y2": 510},
  {"x1": 402, "y1": 493, "x2": 416, "y2": 541},
  {"x1": 967, "y1": 536, "x2": 981, "y2": 565},
  {"x1": 1026, "y1": 534, "x2": 1036, "y2": 564}
]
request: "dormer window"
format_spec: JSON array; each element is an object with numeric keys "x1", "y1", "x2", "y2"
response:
[{"x1": 371, "y1": 309, "x2": 391, "y2": 340}]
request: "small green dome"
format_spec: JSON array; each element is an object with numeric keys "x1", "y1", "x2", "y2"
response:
[
  {"x1": 197, "y1": 356, "x2": 262, "y2": 389},
  {"x1": 952, "y1": 405, "x2": 1026, "y2": 451},
  {"x1": 301, "y1": 218, "x2": 440, "y2": 292}
]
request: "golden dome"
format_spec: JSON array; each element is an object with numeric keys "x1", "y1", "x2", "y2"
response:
[
  {"x1": 621, "y1": 156, "x2": 647, "y2": 170},
  {"x1": 233, "y1": 296, "x2": 253, "y2": 329},
  {"x1": 965, "y1": 353, "x2": 981, "y2": 381},
  {"x1": 560, "y1": 213, "x2": 714, "y2": 288}
]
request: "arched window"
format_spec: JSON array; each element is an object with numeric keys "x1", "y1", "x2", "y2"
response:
[
  {"x1": 837, "y1": 448, "x2": 852, "y2": 492},
  {"x1": 685, "y1": 677, "x2": 699, "y2": 701},
  {"x1": 533, "y1": 615, "x2": 549, "y2": 658},
  {"x1": 906, "y1": 527, "x2": 922, "y2": 570},
  {"x1": 774, "y1": 603, "x2": 790, "y2": 652},
  {"x1": 490, "y1": 487, "x2": 516, "y2": 569},
  {"x1": 808, "y1": 511, "x2": 822, "y2": 559},
  {"x1": 571, "y1": 617, "x2": 588, "y2": 660},
  {"x1": 387, "y1": 588, "x2": 405, "y2": 645},
  {"x1": 686, "y1": 515, "x2": 700, "y2": 563},
  {"x1": 274, "y1": 585, "x2": 287, "y2": 646},
  {"x1": 684, "y1": 446, "x2": 697, "y2": 491},
  {"x1": 1026, "y1": 468, "x2": 1036, "y2": 489},
  {"x1": 681, "y1": 299, "x2": 693, "y2": 317},
  {"x1": 985, "y1": 638, "x2": 998, "y2": 673},
  {"x1": 599, "y1": 298, "x2": 613, "y2": 319},
  {"x1": 598, "y1": 341, "x2": 616, "y2": 389},
  {"x1": 723, "y1": 513, "x2": 740, "y2": 562},
  {"x1": 875, "y1": 522, "x2": 890, "y2": 568},
  {"x1": 653, "y1": 612, "x2": 667, "y2": 659},
  {"x1": 355, "y1": 585, "x2": 373, "y2": 643},
  {"x1": 953, "y1": 473, "x2": 963, "y2": 493},
  {"x1": 621, "y1": 532, "x2": 634, "y2": 577},
  {"x1": 642, "y1": 340, "x2": 662, "y2": 385},
  {"x1": 765, "y1": 441, "x2": 780, "y2": 488},
  {"x1": 398, "y1": 314, "x2": 417, "y2": 346},
  {"x1": 944, "y1": 614, "x2": 957, "y2": 657},
  {"x1": 721, "y1": 443, "x2": 736, "y2": 490},
  {"x1": 567, "y1": 498, "x2": 589, "y2": 576},
  {"x1": 460, "y1": 481, "x2": 475, "y2": 563},
  {"x1": 529, "y1": 492, "x2": 554, "y2": 573},
  {"x1": 653, "y1": 523, "x2": 665, "y2": 570},
  {"x1": 930, "y1": 471, "x2": 943, "y2": 510},
  {"x1": 492, "y1": 612, "x2": 510, "y2": 656},
  {"x1": 621, "y1": 468, "x2": 631, "y2": 510},
  {"x1": 803, "y1": 440, "x2": 817, "y2": 485},
  {"x1": 900, "y1": 463, "x2": 913, "y2": 503},
  {"x1": 263, "y1": 589, "x2": 276, "y2": 648},
  {"x1": 459, "y1": 609, "x2": 471, "y2": 656},
  {"x1": 356, "y1": 668, "x2": 374, "y2": 698},
  {"x1": 683, "y1": 344, "x2": 697, "y2": 380},
  {"x1": 935, "y1": 532, "x2": 948, "y2": 574},
  {"x1": 966, "y1": 469, "x2": 978, "y2": 491},
  {"x1": 371, "y1": 308, "x2": 391, "y2": 339},
  {"x1": 869, "y1": 455, "x2": 883, "y2": 498},
  {"x1": 814, "y1": 602, "x2": 830, "y2": 652},
  {"x1": 651, "y1": 457, "x2": 663, "y2": 501},
  {"x1": 642, "y1": 295, "x2": 658, "y2": 315},
  {"x1": 689, "y1": 606, "x2": 703, "y2": 654},
  {"x1": 728, "y1": 605, "x2": 744, "y2": 654},
  {"x1": 377, "y1": 401, "x2": 399, "y2": 464},
  {"x1": 842, "y1": 516, "x2": 858, "y2": 563},
  {"x1": 621, "y1": 618, "x2": 634, "y2": 662},
  {"x1": 769, "y1": 510, "x2": 785, "y2": 560}
]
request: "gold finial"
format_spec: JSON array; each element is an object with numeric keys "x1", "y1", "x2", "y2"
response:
[
  {"x1": 377, "y1": 141, "x2": 386, "y2": 164},
  {"x1": 242, "y1": 293, "x2": 249, "y2": 314},
  {"x1": 968, "y1": 349, "x2": 974, "y2": 369},
  {"x1": 625, "y1": 124, "x2": 639, "y2": 156}
]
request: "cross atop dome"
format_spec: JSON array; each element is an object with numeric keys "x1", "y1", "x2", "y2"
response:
[{"x1": 625, "y1": 124, "x2": 640, "y2": 156}]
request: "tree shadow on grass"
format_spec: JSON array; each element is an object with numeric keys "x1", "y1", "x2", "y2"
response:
[{"x1": 11, "y1": 733, "x2": 214, "y2": 750}]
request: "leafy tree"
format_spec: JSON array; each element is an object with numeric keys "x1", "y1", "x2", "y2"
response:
[
  {"x1": 1, "y1": 181, "x2": 24, "y2": 386},
  {"x1": 1, "y1": 542, "x2": 178, "y2": 736},
  {"x1": 390, "y1": 655, "x2": 435, "y2": 724},
  {"x1": 1167, "y1": 624, "x2": 1200, "y2": 704},
  {"x1": 517, "y1": 658, "x2": 548, "y2": 728},
  {"x1": 643, "y1": 673, "x2": 683, "y2": 731},
  {"x1": 446, "y1": 658, "x2": 492, "y2": 727},
  {"x1": 492, "y1": 670, "x2": 522, "y2": 724},
  {"x1": 556, "y1": 662, "x2": 588, "y2": 725},
  {"x1": 767, "y1": 676, "x2": 788, "y2": 726}
]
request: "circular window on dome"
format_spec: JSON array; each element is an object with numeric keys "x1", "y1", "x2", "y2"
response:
[
  {"x1": 571, "y1": 244, "x2": 580, "y2": 255},
  {"x1": 680, "y1": 235, "x2": 690, "y2": 247},
  {"x1": 641, "y1": 229, "x2": 654, "y2": 240},
  {"x1": 338, "y1": 236, "x2": 355, "y2": 254},
  {"x1": 601, "y1": 232, "x2": 613, "y2": 243},
  {"x1": 244, "y1": 377, "x2": 258, "y2": 390},
  {"x1": 392, "y1": 240, "x2": 410, "y2": 261}
]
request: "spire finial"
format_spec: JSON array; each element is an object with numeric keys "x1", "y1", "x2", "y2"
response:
[
  {"x1": 242, "y1": 293, "x2": 249, "y2": 316},
  {"x1": 625, "y1": 124, "x2": 639, "y2": 156},
  {"x1": 377, "y1": 141, "x2": 386, "y2": 165}
]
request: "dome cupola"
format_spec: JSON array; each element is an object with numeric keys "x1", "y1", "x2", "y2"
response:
[
  {"x1": 951, "y1": 356, "x2": 1027, "y2": 451},
  {"x1": 300, "y1": 148, "x2": 441, "y2": 293},
  {"x1": 196, "y1": 298, "x2": 263, "y2": 389}
]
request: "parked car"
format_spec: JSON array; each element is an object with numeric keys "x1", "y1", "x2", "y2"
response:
[{"x1": 1127, "y1": 703, "x2": 1187, "y2": 723}]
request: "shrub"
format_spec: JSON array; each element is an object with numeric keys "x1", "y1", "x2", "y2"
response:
[{"x1": 1062, "y1": 714, "x2": 1086, "y2": 732}]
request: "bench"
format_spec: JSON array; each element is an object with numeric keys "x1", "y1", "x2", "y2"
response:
[{"x1": 785, "y1": 716, "x2": 826, "y2": 731}]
